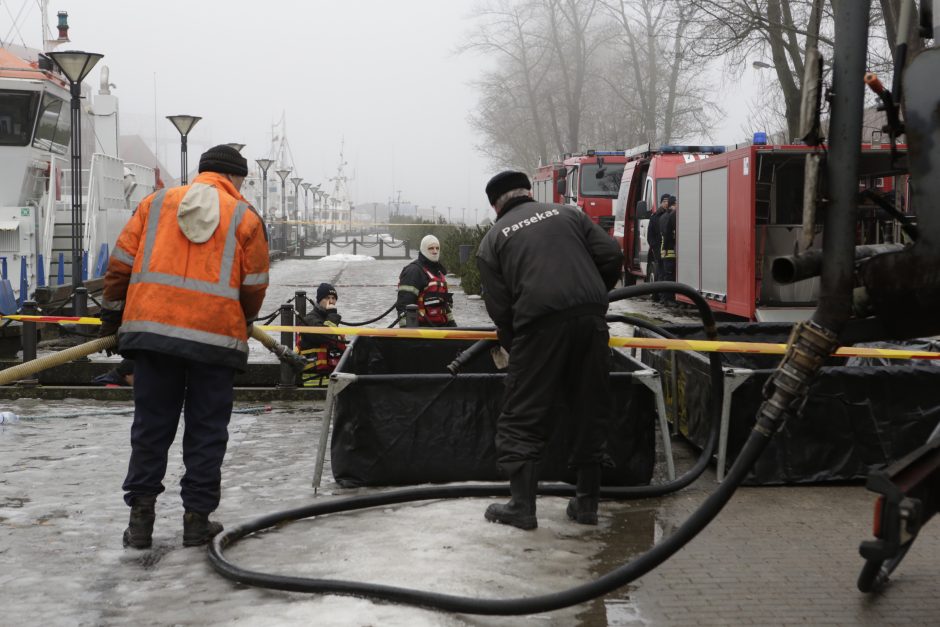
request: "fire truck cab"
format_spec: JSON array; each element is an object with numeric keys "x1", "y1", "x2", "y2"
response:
[
  {"x1": 674, "y1": 143, "x2": 908, "y2": 321},
  {"x1": 533, "y1": 150, "x2": 626, "y2": 231},
  {"x1": 613, "y1": 144, "x2": 725, "y2": 284}
]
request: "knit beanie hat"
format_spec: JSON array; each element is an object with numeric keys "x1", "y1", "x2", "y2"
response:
[
  {"x1": 485, "y1": 170, "x2": 531, "y2": 206},
  {"x1": 198, "y1": 144, "x2": 248, "y2": 177},
  {"x1": 316, "y1": 282, "x2": 338, "y2": 304},
  {"x1": 420, "y1": 234, "x2": 440, "y2": 262}
]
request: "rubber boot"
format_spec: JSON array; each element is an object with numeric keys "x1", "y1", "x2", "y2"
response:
[
  {"x1": 484, "y1": 463, "x2": 538, "y2": 530},
  {"x1": 183, "y1": 511, "x2": 224, "y2": 547},
  {"x1": 122, "y1": 495, "x2": 157, "y2": 549},
  {"x1": 566, "y1": 465, "x2": 601, "y2": 525}
]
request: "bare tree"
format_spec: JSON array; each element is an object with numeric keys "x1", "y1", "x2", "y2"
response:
[
  {"x1": 602, "y1": 0, "x2": 715, "y2": 144},
  {"x1": 540, "y1": 0, "x2": 612, "y2": 152},
  {"x1": 685, "y1": 0, "x2": 835, "y2": 141},
  {"x1": 461, "y1": 0, "x2": 554, "y2": 168}
]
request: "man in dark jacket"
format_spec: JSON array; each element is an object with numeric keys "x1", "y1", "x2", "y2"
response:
[
  {"x1": 476, "y1": 170, "x2": 622, "y2": 530},
  {"x1": 395, "y1": 234, "x2": 456, "y2": 326},
  {"x1": 646, "y1": 193, "x2": 669, "y2": 302},
  {"x1": 659, "y1": 196, "x2": 677, "y2": 305},
  {"x1": 297, "y1": 282, "x2": 345, "y2": 386}
]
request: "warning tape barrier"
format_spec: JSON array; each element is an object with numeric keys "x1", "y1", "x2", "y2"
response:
[{"x1": 5, "y1": 316, "x2": 939, "y2": 360}]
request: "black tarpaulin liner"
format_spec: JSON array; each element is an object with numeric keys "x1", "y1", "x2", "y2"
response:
[
  {"x1": 638, "y1": 322, "x2": 940, "y2": 485},
  {"x1": 331, "y1": 336, "x2": 656, "y2": 487}
]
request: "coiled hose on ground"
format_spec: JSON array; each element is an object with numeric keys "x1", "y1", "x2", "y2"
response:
[{"x1": 208, "y1": 282, "x2": 782, "y2": 615}]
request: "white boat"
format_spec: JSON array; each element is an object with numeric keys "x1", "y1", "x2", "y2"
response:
[{"x1": 0, "y1": 15, "x2": 155, "y2": 312}]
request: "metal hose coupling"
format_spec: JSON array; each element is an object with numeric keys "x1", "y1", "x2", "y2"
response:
[{"x1": 754, "y1": 320, "x2": 839, "y2": 437}]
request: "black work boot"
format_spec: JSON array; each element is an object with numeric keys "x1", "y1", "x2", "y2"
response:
[
  {"x1": 484, "y1": 463, "x2": 538, "y2": 530},
  {"x1": 566, "y1": 465, "x2": 601, "y2": 525},
  {"x1": 123, "y1": 495, "x2": 157, "y2": 549},
  {"x1": 183, "y1": 511, "x2": 224, "y2": 547}
]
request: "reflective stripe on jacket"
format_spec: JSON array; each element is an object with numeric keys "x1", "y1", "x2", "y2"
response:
[
  {"x1": 297, "y1": 320, "x2": 346, "y2": 381},
  {"x1": 103, "y1": 172, "x2": 269, "y2": 371}
]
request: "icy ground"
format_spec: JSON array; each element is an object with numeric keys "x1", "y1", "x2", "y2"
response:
[{"x1": 4, "y1": 252, "x2": 936, "y2": 625}]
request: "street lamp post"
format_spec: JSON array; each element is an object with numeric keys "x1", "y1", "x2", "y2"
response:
[
  {"x1": 255, "y1": 158, "x2": 274, "y2": 224},
  {"x1": 166, "y1": 115, "x2": 202, "y2": 185},
  {"x1": 301, "y1": 182, "x2": 312, "y2": 247},
  {"x1": 290, "y1": 177, "x2": 303, "y2": 254},
  {"x1": 275, "y1": 169, "x2": 291, "y2": 253},
  {"x1": 47, "y1": 50, "x2": 103, "y2": 296}
]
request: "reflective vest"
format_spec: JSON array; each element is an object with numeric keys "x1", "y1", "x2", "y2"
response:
[
  {"x1": 297, "y1": 320, "x2": 346, "y2": 386},
  {"x1": 417, "y1": 266, "x2": 453, "y2": 326},
  {"x1": 103, "y1": 172, "x2": 269, "y2": 371}
]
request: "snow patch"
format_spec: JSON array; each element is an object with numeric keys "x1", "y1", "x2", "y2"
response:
[{"x1": 317, "y1": 254, "x2": 375, "y2": 262}]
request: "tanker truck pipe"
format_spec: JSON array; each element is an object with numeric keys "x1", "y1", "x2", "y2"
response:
[{"x1": 772, "y1": 244, "x2": 905, "y2": 285}]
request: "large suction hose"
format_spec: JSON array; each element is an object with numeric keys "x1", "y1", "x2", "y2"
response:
[
  {"x1": 208, "y1": 280, "x2": 761, "y2": 614},
  {"x1": 0, "y1": 327, "x2": 304, "y2": 387},
  {"x1": 0, "y1": 336, "x2": 117, "y2": 386}
]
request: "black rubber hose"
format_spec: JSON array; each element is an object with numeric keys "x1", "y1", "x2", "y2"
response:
[
  {"x1": 208, "y1": 279, "x2": 743, "y2": 614},
  {"x1": 209, "y1": 429, "x2": 773, "y2": 616},
  {"x1": 605, "y1": 313, "x2": 680, "y2": 340}
]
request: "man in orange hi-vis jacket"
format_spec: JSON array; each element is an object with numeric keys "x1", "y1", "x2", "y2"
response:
[{"x1": 100, "y1": 144, "x2": 269, "y2": 549}]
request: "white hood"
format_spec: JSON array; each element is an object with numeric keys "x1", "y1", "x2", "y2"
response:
[{"x1": 177, "y1": 182, "x2": 221, "y2": 243}]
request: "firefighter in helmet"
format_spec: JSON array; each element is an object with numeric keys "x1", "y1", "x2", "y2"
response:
[
  {"x1": 297, "y1": 282, "x2": 346, "y2": 386},
  {"x1": 395, "y1": 234, "x2": 457, "y2": 326}
]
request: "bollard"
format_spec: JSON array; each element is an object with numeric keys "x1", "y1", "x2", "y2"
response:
[
  {"x1": 294, "y1": 291, "x2": 307, "y2": 386},
  {"x1": 20, "y1": 300, "x2": 38, "y2": 362},
  {"x1": 405, "y1": 242, "x2": 411, "y2": 258},
  {"x1": 353, "y1": 240, "x2": 358, "y2": 255},
  {"x1": 405, "y1": 304, "x2": 419, "y2": 328},
  {"x1": 278, "y1": 303, "x2": 297, "y2": 388},
  {"x1": 19, "y1": 300, "x2": 39, "y2": 385},
  {"x1": 326, "y1": 239, "x2": 331, "y2": 256},
  {"x1": 73, "y1": 287, "x2": 90, "y2": 362},
  {"x1": 379, "y1": 239, "x2": 384, "y2": 259},
  {"x1": 73, "y1": 286, "x2": 88, "y2": 317}
]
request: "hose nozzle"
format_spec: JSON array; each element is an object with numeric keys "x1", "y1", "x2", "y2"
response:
[{"x1": 249, "y1": 325, "x2": 307, "y2": 374}]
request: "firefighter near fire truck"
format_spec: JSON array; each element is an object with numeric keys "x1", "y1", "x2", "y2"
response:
[
  {"x1": 476, "y1": 170, "x2": 623, "y2": 530},
  {"x1": 396, "y1": 234, "x2": 457, "y2": 327},
  {"x1": 296, "y1": 282, "x2": 346, "y2": 386}
]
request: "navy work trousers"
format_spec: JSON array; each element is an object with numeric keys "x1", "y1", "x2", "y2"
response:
[
  {"x1": 496, "y1": 314, "x2": 612, "y2": 474},
  {"x1": 122, "y1": 350, "x2": 235, "y2": 513}
]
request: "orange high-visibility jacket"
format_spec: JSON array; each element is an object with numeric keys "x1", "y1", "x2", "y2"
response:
[{"x1": 103, "y1": 172, "x2": 269, "y2": 371}]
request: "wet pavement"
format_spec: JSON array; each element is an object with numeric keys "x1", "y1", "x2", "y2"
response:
[{"x1": 1, "y1": 250, "x2": 938, "y2": 625}]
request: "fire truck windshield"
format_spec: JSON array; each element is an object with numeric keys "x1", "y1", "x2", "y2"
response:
[{"x1": 580, "y1": 164, "x2": 624, "y2": 197}]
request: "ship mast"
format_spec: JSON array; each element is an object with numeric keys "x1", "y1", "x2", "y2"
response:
[{"x1": 328, "y1": 139, "x2": 352, "y2": 232}]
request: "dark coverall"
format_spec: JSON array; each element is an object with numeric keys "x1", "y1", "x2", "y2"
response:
[
  {"x1": 646, "y1": 207, "x2": 663, "y2": 302},
  {"x1": 476, "y1": 196, "x2": 623, "y2": 473},
  {"x1": 659, "y1": 208, "x2": 677, "y2": 302}
]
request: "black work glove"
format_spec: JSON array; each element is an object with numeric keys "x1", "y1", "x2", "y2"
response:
[{"x1": 98, "y1": 309, "x2": 122, "y2": 356}]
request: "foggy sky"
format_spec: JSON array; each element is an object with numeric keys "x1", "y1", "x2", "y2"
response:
[{"x1": 5, "y1": 0, "x2": 758, "y2": 221}]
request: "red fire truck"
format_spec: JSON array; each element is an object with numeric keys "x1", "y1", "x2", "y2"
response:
[
  {"x1": 673, "y1": 143, "x2": 908, "y2": 321},
  {"x1": 613, "y1": 144, "x2": 726, "y2": 284},
  {"x1": 532, "y1": 151, "x2": 627, "y2": 231}
]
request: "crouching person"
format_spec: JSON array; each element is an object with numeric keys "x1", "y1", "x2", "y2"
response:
[{"x1": 297, "y1": 282, "x2": 346, "y2": 386}]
